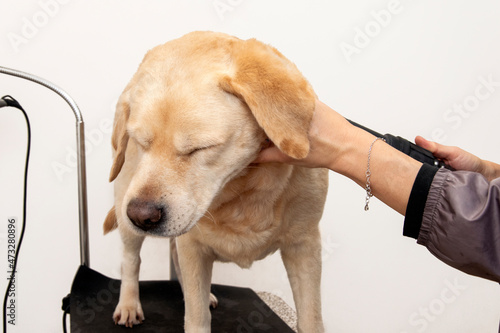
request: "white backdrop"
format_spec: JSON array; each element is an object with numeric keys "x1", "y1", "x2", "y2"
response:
[{"x1": 1, "y1": 1, "x2": 499, "y2": 332}]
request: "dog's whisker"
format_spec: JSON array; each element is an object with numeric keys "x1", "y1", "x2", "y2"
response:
[
  {"x1": 194, "y1": 223, "x2": 204, "y2": 237},
  {"x1": 229, "y1": 186, "x2": 244, "y2": 203},
  {"x1": 203, "y1": 210, "x2": 217, "y2": 225}
]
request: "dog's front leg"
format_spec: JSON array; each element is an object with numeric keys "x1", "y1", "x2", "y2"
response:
[
  {"x1": 113, "y1": 233, "x2": 146, "y2": 327},
  {"x1": 281, "y1": 231, "x2": 324, "y2": 333},
  {"x1": 176, "y1": 234, "x2": 214, "y2": 333}
]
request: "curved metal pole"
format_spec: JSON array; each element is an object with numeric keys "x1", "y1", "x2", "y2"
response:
[{"x1": 0, "y1": 66, "x2": 90, "y2": 267}]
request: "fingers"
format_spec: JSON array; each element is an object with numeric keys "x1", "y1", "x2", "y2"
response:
[
  {"x1": 415, "y1": 136, "x2": 437, "y2": 153},
  {"x1": 414, "y1": 136, "x2": 482, "y2": 173},
  {"x1": 253, "y1": 145, "x2": 290, "y2": 164},
  {"x1": 415, "y1": 136, "x2": 454, "y2": 160}
]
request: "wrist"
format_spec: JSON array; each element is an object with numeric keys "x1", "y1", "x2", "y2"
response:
[{"x1": 326, "y1": 123, "x2": 376, "y2": 181}]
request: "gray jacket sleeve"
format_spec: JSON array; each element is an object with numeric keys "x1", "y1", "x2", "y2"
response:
[{"x1": 404, "y1": 165, "x2": 500, "y2": 282}]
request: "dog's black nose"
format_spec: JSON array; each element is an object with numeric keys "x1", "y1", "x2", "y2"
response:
[{"x1": 127, "y1": 199, "x2": 164, "y2": 231}]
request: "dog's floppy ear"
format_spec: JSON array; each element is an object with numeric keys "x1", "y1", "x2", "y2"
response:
[
  {"x1": 103, "y1": 206, "x2": 118, "y2": 234},
  {"x1": 109, "y1": 94, "x2": 130, "y2": 182},
  {"x1": 220, "y1": 38, "x2": 316, "y2": 159}
]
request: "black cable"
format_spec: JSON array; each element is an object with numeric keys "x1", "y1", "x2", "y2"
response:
[
  {"x1": 62, "y1": 306, "x2": 69, "y2": 333},
  {"x1": 1, "y1": 96, "x2": 30, "y2": 333},
  {"x1": 62, "y1": 293, "x2": 70, "y2": 333},
  {"x1": 346, "y1": 119, "x2": 451, "y2": 169}
]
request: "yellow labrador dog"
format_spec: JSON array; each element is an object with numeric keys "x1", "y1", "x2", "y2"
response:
[{"x1": 103, "y1": 31, "x2": 328, "y2": 333}]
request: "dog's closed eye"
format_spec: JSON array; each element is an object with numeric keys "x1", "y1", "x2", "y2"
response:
[
  {"x1": 179, "y1": 141, "x2": 227, "y2": 159},
  {"x1": 187, "y1": 144, "x2": 219, "y2": 156}
]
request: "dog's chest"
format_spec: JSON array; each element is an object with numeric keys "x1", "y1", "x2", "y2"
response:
[{"x1": 197, "y1": 201, "x2": 285, "y2": 268}]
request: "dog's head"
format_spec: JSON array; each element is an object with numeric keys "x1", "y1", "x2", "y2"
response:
[{"x1": 103, "y1": 31, "x2": 316, "y2": 237}]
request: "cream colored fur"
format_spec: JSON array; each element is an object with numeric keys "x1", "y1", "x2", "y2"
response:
[{"x1": 104, "y1": 31, "x2": 329, "y2": 333}]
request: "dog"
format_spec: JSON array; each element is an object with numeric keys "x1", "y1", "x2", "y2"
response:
[{"x1": 103, "y1": 31, "x2": 329, "y2": 333}]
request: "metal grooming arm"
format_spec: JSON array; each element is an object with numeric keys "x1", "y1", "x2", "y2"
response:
[{"x1": 0, "y1": 66, "x2": 90, "y2": 267}]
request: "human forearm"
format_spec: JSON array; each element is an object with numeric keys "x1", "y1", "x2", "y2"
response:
[{"x1": 324, "y1": 116, "x2": 423, "y2": 215}]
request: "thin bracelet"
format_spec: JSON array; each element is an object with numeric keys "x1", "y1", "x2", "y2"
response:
[{"x1": 364, "y1": 137, "x2": 386, "y2": 211}]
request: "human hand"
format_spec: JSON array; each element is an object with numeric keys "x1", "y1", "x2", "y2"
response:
[
  {"x1": 415, "y1": 136, "x2": 500, "y2": 181},
  {"x1": 254, "y1": 100, "x2": 352, "y2": 169}
]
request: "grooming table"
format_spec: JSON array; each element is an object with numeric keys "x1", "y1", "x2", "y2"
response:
[
  {"x1": 0, "y1": 66, "x2": 295, "y2": 332},
  {"x1": 70, "y1": 265, "x2": 295, "y2": 332}
]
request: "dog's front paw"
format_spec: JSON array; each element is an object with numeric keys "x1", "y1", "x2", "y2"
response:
[{"x1": 113, "y1": 300, "x2": 145, "y2": 328}]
